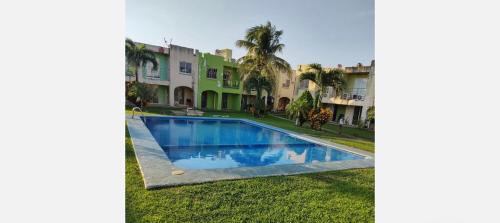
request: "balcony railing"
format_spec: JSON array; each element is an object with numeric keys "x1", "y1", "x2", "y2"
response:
[
  {"x1": 344, "y1": 66, "x2": 371, "y2": 73},
  {"x1": 323, "y1": 88, "x2": 367, "y2": 101},
  {"x1": 223, "y1": 80, "x2": 240, "y2": 89},
  {"x1": 339, "y1": 88, "x2": 367, "y2": 101}
]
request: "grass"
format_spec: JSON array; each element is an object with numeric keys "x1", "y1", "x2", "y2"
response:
[
  {"x1": 126, "y1": 127, "x2": 374, "y2": 222},
  {"x1": 322, "y1": 123, "x2": 374, "y2": 141}
]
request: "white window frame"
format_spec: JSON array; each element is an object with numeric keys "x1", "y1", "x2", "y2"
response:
[
  {"x1": 145, "y1": 60, "x2": 160, "y2": 79},
  {"x1": 179, "y1": 61, "x2": 192, "y2": 74}
]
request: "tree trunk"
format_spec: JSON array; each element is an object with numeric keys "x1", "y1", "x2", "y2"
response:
[{"x1": 135, "y1": 63, "x2": 139, "y2": 83}]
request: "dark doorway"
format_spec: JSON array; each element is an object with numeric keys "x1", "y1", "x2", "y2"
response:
[
  {"x1": 222, "y1": 94, "x2": 228, "y2": 109},
  {"x1": 353, "y1": 106, "x2": 363, "y2": 125},
  {"x1": 201, "y1": 91, "x2": 208, "y2": 108}
]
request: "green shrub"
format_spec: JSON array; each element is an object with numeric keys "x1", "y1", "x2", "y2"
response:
[
  {"x1": 286, "y1": 91, "x2": 314, "y2": 126},
  {"x1": 127, "y1": 82, "x2": 157, "y2": 108}
]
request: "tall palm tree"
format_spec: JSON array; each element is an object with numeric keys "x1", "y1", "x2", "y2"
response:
[
  {"x1": 243, "y1": 72, "x2": 273, "y2": 117},
  {"x1": 125, "y1": 38, "x2": 158, "y2": 83},
  {"x1": 299, "y1": 63, "x2": 346, "y2": 109},
  {"x1": 236, "y1": 21, "x2": 292, "y2": 104}
]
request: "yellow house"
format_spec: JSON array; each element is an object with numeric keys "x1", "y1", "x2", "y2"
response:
[
  {"x1": 273, "y1": 70, "x2": 297, "y2": 111},
  {"x1": 293, "y1": 60, "x2": 375, "y2": 126}
]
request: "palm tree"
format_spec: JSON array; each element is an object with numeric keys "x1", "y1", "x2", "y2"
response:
[
  {"x1": 243, "y1": 72, "x2": 273, "y2": 117},
  {"x1": 236, "y1": 21, "x2": 292, "y2": 106},
  {"x1": 125, "y1": 38, "x2": 158, "y2": 83},
  {"x1": 286, "y1": 90, "x2": 313, "y2": 126},
  {"x1": 286, "y1": 99, "x2": 310, "y2": 126},
  {"x1": 299, "y1": 63, "x2": 346, "y2": 109}
]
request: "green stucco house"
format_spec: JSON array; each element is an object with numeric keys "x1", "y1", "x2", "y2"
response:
[{"x1": 197, "y1": 49, "x2": 243, "y2": 111}]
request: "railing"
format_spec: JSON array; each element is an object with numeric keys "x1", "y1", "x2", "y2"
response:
[
  {"x1": 344, "y1": 66, "x2": 371, "y2": 73},
  {"x1": 145, "y1": 75, "x2": 161, "y2": 80},
  {"x1": 339, "y1": 88, "x2": 367, "y2": 101},
  {"x1": 323, "y1": 88, "x2": 367, "y2": 101},
  {"x1": 131, "y1": 107, "x2": 144, "y2": 119},
  {"x1": 223, "y1": 80, "x2": 240, "y2": 89}
]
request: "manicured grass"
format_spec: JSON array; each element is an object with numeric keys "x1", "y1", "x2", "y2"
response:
[
  {"x1": 322, "y1": 123, "x2": 374, "y2": 141},
  {"x1": 126, "y1": 127, "x2": 374, "y2": 222}
]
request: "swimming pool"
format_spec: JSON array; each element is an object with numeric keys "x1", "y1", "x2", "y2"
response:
[{"x1": 143, "y1": 116, "x2": 364, "y2": 170}]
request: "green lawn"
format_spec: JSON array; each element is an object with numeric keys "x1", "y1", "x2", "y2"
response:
[
  {"x1": 322, "y1": 123, "x2": 374, "y2": 141},
  {"x1": 126, "y1": 107, "x2": 375, "y2": 222},
  {"x1": 126, "y1": 129, "x2": 374, "y2": 222}
]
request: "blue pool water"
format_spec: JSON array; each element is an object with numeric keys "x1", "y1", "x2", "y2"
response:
[{"x1": 143, "y1": 117, "x2": 363, "y2": 170}]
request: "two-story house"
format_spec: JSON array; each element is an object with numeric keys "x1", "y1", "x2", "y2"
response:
[
  {"x1": 274, "y1": 70, "x2": 296, "y2": 111},
  {"x1": 197, "y1": 49, "x2": 243, "y2": 111},
  {"x1": 322, "y1": 61, "x2": 375, "y2": 125},
  {"x1": 127, "y1": 42, "x2": 198, "y2": 108},
  {"x1": 293, "y1": 60, "x2": 375, "y2": 125}
]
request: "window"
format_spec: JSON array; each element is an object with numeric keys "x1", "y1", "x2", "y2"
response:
[
  {"x1": 144, "y1": 61, "x2": 160, "y2": 79},
  {"x1": 151, "y1": 92, "x2": 159, "y2": 104},
  {"x1": 300, "y1": 79, "x2": 309, "y2": 89},
  {"x1": 354, "y1": 78, "x2": 368, "y2": 89},
  {"x1": 207, "y1": 68, "x2": 217, "y2": 79},
  {"x1": 223, "y1": 69, "x2": 232, "y2": 80},
  {"x1": 282, "y1": 79, "x2": 290, "y2": 88},
  {"x1": 179, "y1": 61, "x2": 192, "y2": 74}
]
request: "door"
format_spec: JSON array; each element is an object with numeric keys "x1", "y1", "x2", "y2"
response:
[
  {"x1": 201, "y1": 92, "x2": 208, "y2": 108},
  {"x1": 353, "y1": 106, "x2": 363, "y2": 125},
  {"x1": 222, "y1": 94, "x2": 228, "y2": 109}
]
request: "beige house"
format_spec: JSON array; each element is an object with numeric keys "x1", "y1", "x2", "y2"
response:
[
  {"x1": 273, "y1": 70, "x2": 296, "y2": 111},
  {"x1": 293, "y1": 60, "x2": 375, "y2": 126},
  {"x1": 127, "y1": 42, "x2": 198, "y2": 108}
]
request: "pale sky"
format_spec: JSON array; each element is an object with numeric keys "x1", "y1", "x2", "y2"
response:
[{"x1": 126, "y1": 0, "x2": 374, "y2": 68}]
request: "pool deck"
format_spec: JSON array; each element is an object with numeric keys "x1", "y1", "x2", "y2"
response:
[{"x1": 126, "y1": 115, "x2": 374, "y2": 189}]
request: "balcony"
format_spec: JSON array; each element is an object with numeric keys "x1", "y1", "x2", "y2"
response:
[
  {"x1": 223, "y1": 80, "x2": 240, "y2": 89},
  {"x1": 323, "y1": 88, "x2": 367, "y2": 100},
  {"x1": 344, "y1": 66, "x2": 371, "y2": 74},
  {"x1": 339, "y1": 88, "x2": 367, "y2": 101}
]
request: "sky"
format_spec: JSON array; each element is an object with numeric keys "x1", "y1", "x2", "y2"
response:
[{"x1": 126, "y1": 0, "x2": 374, "y2": 68}]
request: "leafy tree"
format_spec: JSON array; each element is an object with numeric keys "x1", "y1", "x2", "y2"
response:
[
  {"x1": 299, "y1": 64, "x2": 346, "y2": 109},
  {"x1": 243, "y1": 72, "x2": 273, "y2": 117},
  {"x1": 127, "y1": 82, "x2": 157, "y2": 108},
  {"x1": 367, "y1": 106, "x2": 375, "y2": 121},
  {"x1": 366, "y1": 106, "x2": 375, "y2": 129}
]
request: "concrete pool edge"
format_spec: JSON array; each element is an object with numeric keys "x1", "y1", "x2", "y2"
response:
[{"x1": 126, "y1": 115, "x2": 375, "y2": 189}]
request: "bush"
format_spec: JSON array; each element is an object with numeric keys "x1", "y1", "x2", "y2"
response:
[
  {"x1": 298, "y1": 90, "x2": 314, "y2": 108},
  {"x1": 286, "y1": 91, "x2": 314, "y2": 126},
  {"x1": 286, "y1": 100, "x2": 309, "y2": 126},
  {"x1": 127, "y1": 82, "x2": 157, "y2": 108},
  {"x1": 308, "y1": 108, "x2": 333, "y2": 130}
]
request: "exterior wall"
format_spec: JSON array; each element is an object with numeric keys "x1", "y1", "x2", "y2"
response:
[
  {"x1": 274, "y1": 70, "x2": 296, "y2": 110},
  {"x1": 292, "y1": 61, "x2": 375, "y2": 125},
  {"x1": 168, "y1": 44, "x2": 198, "y2": 107},
  {"x1": 293, "y1": 64, "x2": 320, "y2": 101},
  {"x1": 126, "y1": 42, "x2": 171, "y2": 106},
  {"x1": 322, "y1": 61, "x2": 375, "y2": 125},
  {"x1": 197, "y1": 52, "x2": 243, "y2": 111}
]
